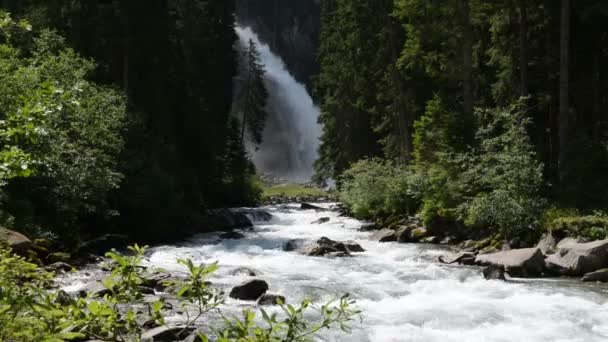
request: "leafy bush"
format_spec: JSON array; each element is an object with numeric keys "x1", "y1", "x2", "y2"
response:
[
  {"x1": 544, "y1": 210, "x2": 608, "y2": 240},
  {"x1": 0, "y1": 245, "x2": 360, "y2": 341},
  {"x1": 458, "y1": 103, "x2": 546, "y2": 238},
  {"x1": 339, "y1": 158, "x2": 420, "y2": 219}
]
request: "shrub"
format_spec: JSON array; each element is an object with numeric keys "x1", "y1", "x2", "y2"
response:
[
  {"x1": 544, "y1": 211, "x2": 608, "y2": 240},
  {"x1": 0, "y1": 245, "x2": 361, "y2": 341},
  {"x1": 339, "y1": 158, "x2": 419, "y2": 219}
]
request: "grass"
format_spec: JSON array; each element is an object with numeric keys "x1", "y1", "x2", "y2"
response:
[{"x1": 263, "y1": 183, "x2": 327, "y2": 199}]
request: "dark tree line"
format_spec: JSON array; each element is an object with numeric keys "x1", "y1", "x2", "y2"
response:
[
  {"x1": 0, "y1": 0, "x2": 260, "y2": 242},
  {"x1": 317, "y1": 0, "x2": 608, "y2": 211}
]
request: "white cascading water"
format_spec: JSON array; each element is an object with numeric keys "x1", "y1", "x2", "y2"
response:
[
  {"x1": 59, "y1": 205, "x2": 608, "y2": 341},
  {"x1": 235, "y1": 26, "x2": 322, "y2": 182}
]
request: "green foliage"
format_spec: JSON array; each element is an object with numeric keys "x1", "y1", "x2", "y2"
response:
[
  {"x1": 458, "y1": 103, "x2": 546, "y2": 238},
  {"x1": 544, "y1": 210, "x2": 608, "y2": 240},
  {"x1": 339, "y1": 158, "x2": 420, "y2": 219},
  {"x1": 0, "y1": 244, "x2": 360, "y2": 342},
  {"x1": 263, "y1": 183, "x2": 327, "y2": 199}
]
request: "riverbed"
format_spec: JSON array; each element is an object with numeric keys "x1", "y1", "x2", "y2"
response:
[{"x1": 61, "y1": 204, "x2": 608, "y2": 341}]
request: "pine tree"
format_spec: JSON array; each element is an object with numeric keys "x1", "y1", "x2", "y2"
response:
[{"x1": 235, "y1": 39, "x2": 269, "y2": 147}]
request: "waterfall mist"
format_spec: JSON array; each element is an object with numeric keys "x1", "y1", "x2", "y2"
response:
[{"x1": 235, "y1": 26, "x2": 322, "y2": 183}]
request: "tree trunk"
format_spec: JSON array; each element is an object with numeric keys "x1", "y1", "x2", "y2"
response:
[
  {"x1": 458, "y1": 0, "x2": 474, "y2": 122},
  {"x1": 518, "y1": 0, "x2": 530, "y2": 97},
  {"x1": 558, "y1": 0, "x2": 570, "y2": 178}
]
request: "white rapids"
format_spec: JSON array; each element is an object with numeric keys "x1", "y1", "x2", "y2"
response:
[{"x1": 139, "y1": 204, "x2": 608, "y2": 342}]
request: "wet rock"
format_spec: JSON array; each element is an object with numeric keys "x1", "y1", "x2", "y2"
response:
[
  {"x1": 143, "y1": 319, "x2": 160, "y2": 330},
  {"x1": 77, "y1": 234, "x2": 129, "y2": 255},
  {"x1": 47, "y1": 252, "x2": 71, "y2": 263},
  {"x1": 545, "y1": 239, "x2": 608, "y2": 276},
  {"x1": 358, "y1": 223, "x2": 379, "y2": 232},
  {"x1": 141, "y1": 326, "x2": 195, "y2": 342},
  {"x1": 483, "y1": 265, "x2": 506, "y2": 280},
  {"x1": 230, "y1": 267, "x2": 258, "y2": 277},
  {"x1": 371, "y1": 229, "x2": 397, "y2": 242},
  {"x1": 581, "y1": 269, "x2": 608, "y2": 282},
  {"x1": 475, "y1": 248, "x2": 546, "y2": 277},
  {"x1": 0, "y1": 227, "x2": 32, "y2": 255},
  {"x1": 239, "y1": 209, "x2": 273, "y2": 222},
  {"x1": 300, "y1": 237, "x2": 364, "y2": 257},
  {"x1": 421, "y1": 236, "x2": 439, "y2": 244},
  {"x1": 183, "y1": 333, "x2": 206, "y2": 342},
  {"x1": 536, "y1": 233, "x2": 558, "y2": 254},
  {"x1": 396, "y1": 226, "x2": 415, "y2": 243},
  {"x1": 142, "y1": 273, "x2": 172, "y2": 291},
  {"x1": 258, "y1": 294, "x2": 286, "y2": 306},
  {"x1": 301, "y1": 203, "x2": 325, "y2": 210},
  {"x1": 229, "y1": 279, "x2": 269, "y2": 300},
  {"x1": 220, "y1": 231, "x2": 246, "y2": 240},
  {"x1": 283, "y1": 239, "x2": 306, "y2": 252},
  {"x1": 440, "y1": 236, "x2": 456, "y2": 245},
  {"x1": 409, "y1": 227, "x2": 428, "y2": 242},
  {"x1": 205, "y1": 209, "x2": 254, "y2": 231},
  {"x1": 79, "y1": 281, "x2": 112, "y2": 298},
  {"x1": 55, "y1": 290, "x2": 73, "y2": 306},
  {"x1": 439, "y1": 252, "x2": 476, "y2": 265},
  {"x1": 311, "y1": 217, "x2": 330, "y2": 224},
  {"x1": 46, "y1": 262, "x2": 73, "y2": 273},
  {"x1": 461, "y1": 240, "x2": 477, "y2": 250}
]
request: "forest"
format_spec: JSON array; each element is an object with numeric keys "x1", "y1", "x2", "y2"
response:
[{"x1": 1, "y1": 0, "x2": 608, "y2": 341}]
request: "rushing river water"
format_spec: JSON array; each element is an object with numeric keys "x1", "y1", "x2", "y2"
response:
[{"x1": 62, "y1": 204, "x2": 608, "y2": 341}]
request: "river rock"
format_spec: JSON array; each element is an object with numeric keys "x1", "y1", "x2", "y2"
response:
[
  {"x1": 440, "y1": 236, "x2": 456, "y2": 245},
  {"x1": 556, "y1": 237, "x2": 584, "y2": 249},
  {"x1": 536, "y1": 233, "x2": 557, "y2": 254},
  {"x1": 142, "y1": 272, "x2": 172, "y2": 291},
  {"x1": 283, "y1": 239, "x2": 306, "y2": 252},
  {"x1": 301, "y1": 203, "x2": 325, "y2": 210},
  {"x1": 205, "y1": 209, "x2": 254, "y2": 231},
  {"x1": 220, "y1": 231, "x2": 246, "y2": 240},
  {"x1": 239, "y1": 209, "x2": 273, "y2": 222},
  {"x1": 55, "y1": 290, "x2": 73, "y2": 306},
  {"x1": 258, "y1": 293, "x2": 286, "y2": 306},
  {"x1": 545, "y1": 239, "x2": 608, "y2": 276},
  {"x1": 475, "y1": 247, "x2": 546, "y2": 277},
  {"x1": 141, "y1": 326, "x2": 195, "y2": 342},
  {"x1": 483, "y1": 265, "x2": 506, "y2": 280},
  {"x1": 79, "y1": 281, "x2": 112, "y2": 298},
  {"x1": 409, "y1": 227, "x2": 428, "y2": 242},
  {"x1": 77, "y1": 234, "x2": 129, "y2": 255},
  {"x1": 372, "y1": 229, "x2": 397, "y2": 242},
  {"x1": 300, "y1": 237, "x2": 364, "y2": 257},
  {"x1": 46, "y1": 262, "x2": 73, "y2": 273},
  {"x1": 229, "y1": 279, "x2": 269, "y2": 300},
  {"x1": 230, "y1": 267, "x2": 258, "y2": 277},
  {"x1": 359, "y1": 223, "x2": 379, "y2": 232},
  {"x1": 311, "y1": 217, "x2": 330, "y2": 224},
  {"x1": 0, "y1": 227, "x2": 32, "y2": 254},
  {"x1": 581, "y1": 269, "x2": 608, "y2": 282},
  {"x1": 421, "y1": 236, "x2": 439, "y2": 244},
  {"x1": 439, "y1": 252, "x2": 476, "y2": 265}
]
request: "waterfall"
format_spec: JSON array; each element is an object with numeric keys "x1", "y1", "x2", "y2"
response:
[{"x1": 235, "y1": 26, "x2": 321, "y2": 183}]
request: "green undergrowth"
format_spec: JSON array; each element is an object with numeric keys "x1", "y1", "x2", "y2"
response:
[
  {"x1": 0, "y1": 244, "x2": 360, "y2": 342},
  {"x1": 263, "y1": 183, "x2": 328, "y2": 199}
]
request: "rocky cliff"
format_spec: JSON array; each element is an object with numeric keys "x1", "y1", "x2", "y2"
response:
[{"x1": 236, "y1": 0, "x2": 320, "y2": 90}]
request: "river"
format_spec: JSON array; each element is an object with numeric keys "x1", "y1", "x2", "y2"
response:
[{"x1": 61, "y1": 204, "x2": 608, "y2": 341}]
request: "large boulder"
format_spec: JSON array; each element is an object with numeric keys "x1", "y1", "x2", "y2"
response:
[
  {"x1": 300, "y1": 237, "x2": 364, "y2": 257},
  {"x1": 258, "y1": 294, "x2": 286, "y2": 306},
  {"x1": 0, "y1": 228, "x2": 32, "y2": 254},
  {"x1": 311, "y1": 217, "x2": 330, "y2": 225},
  {"x1": 409, "y1": 227, "x2": 428, "y2": 242},
  {"x1": 371, "y1": 229, "x2": 397, "y2": 242},
  {"x1": 439, "y1": 252, "x2": 476, "y2": 265},
  {"x1": 205, "y1": 209, "x2": 253, "y2": 231},
  {"x1": 301, "y1": 203, "x2": 325, "y2": 210},
  {"x1": 229, "y1": 279, "x2": 269, "y2": 300},
  {"x1": 483, "y1": 265, "x2": 506, "y2": 280},
  {"x1": 475, "y1": 248, "x2": 546, "y2": 277},
  {"x1": 536, "y1": 233, "x2": 557, "y2": 254},
  {"x1": 141, "y1": 326, "x2": 195, "y2": 342},
  {"x1": 581, "y1": 269, "x2": 608, "y2": 283},
  {"x1": 545, "y1": 239, "x2": 608, "y2": 276}
]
